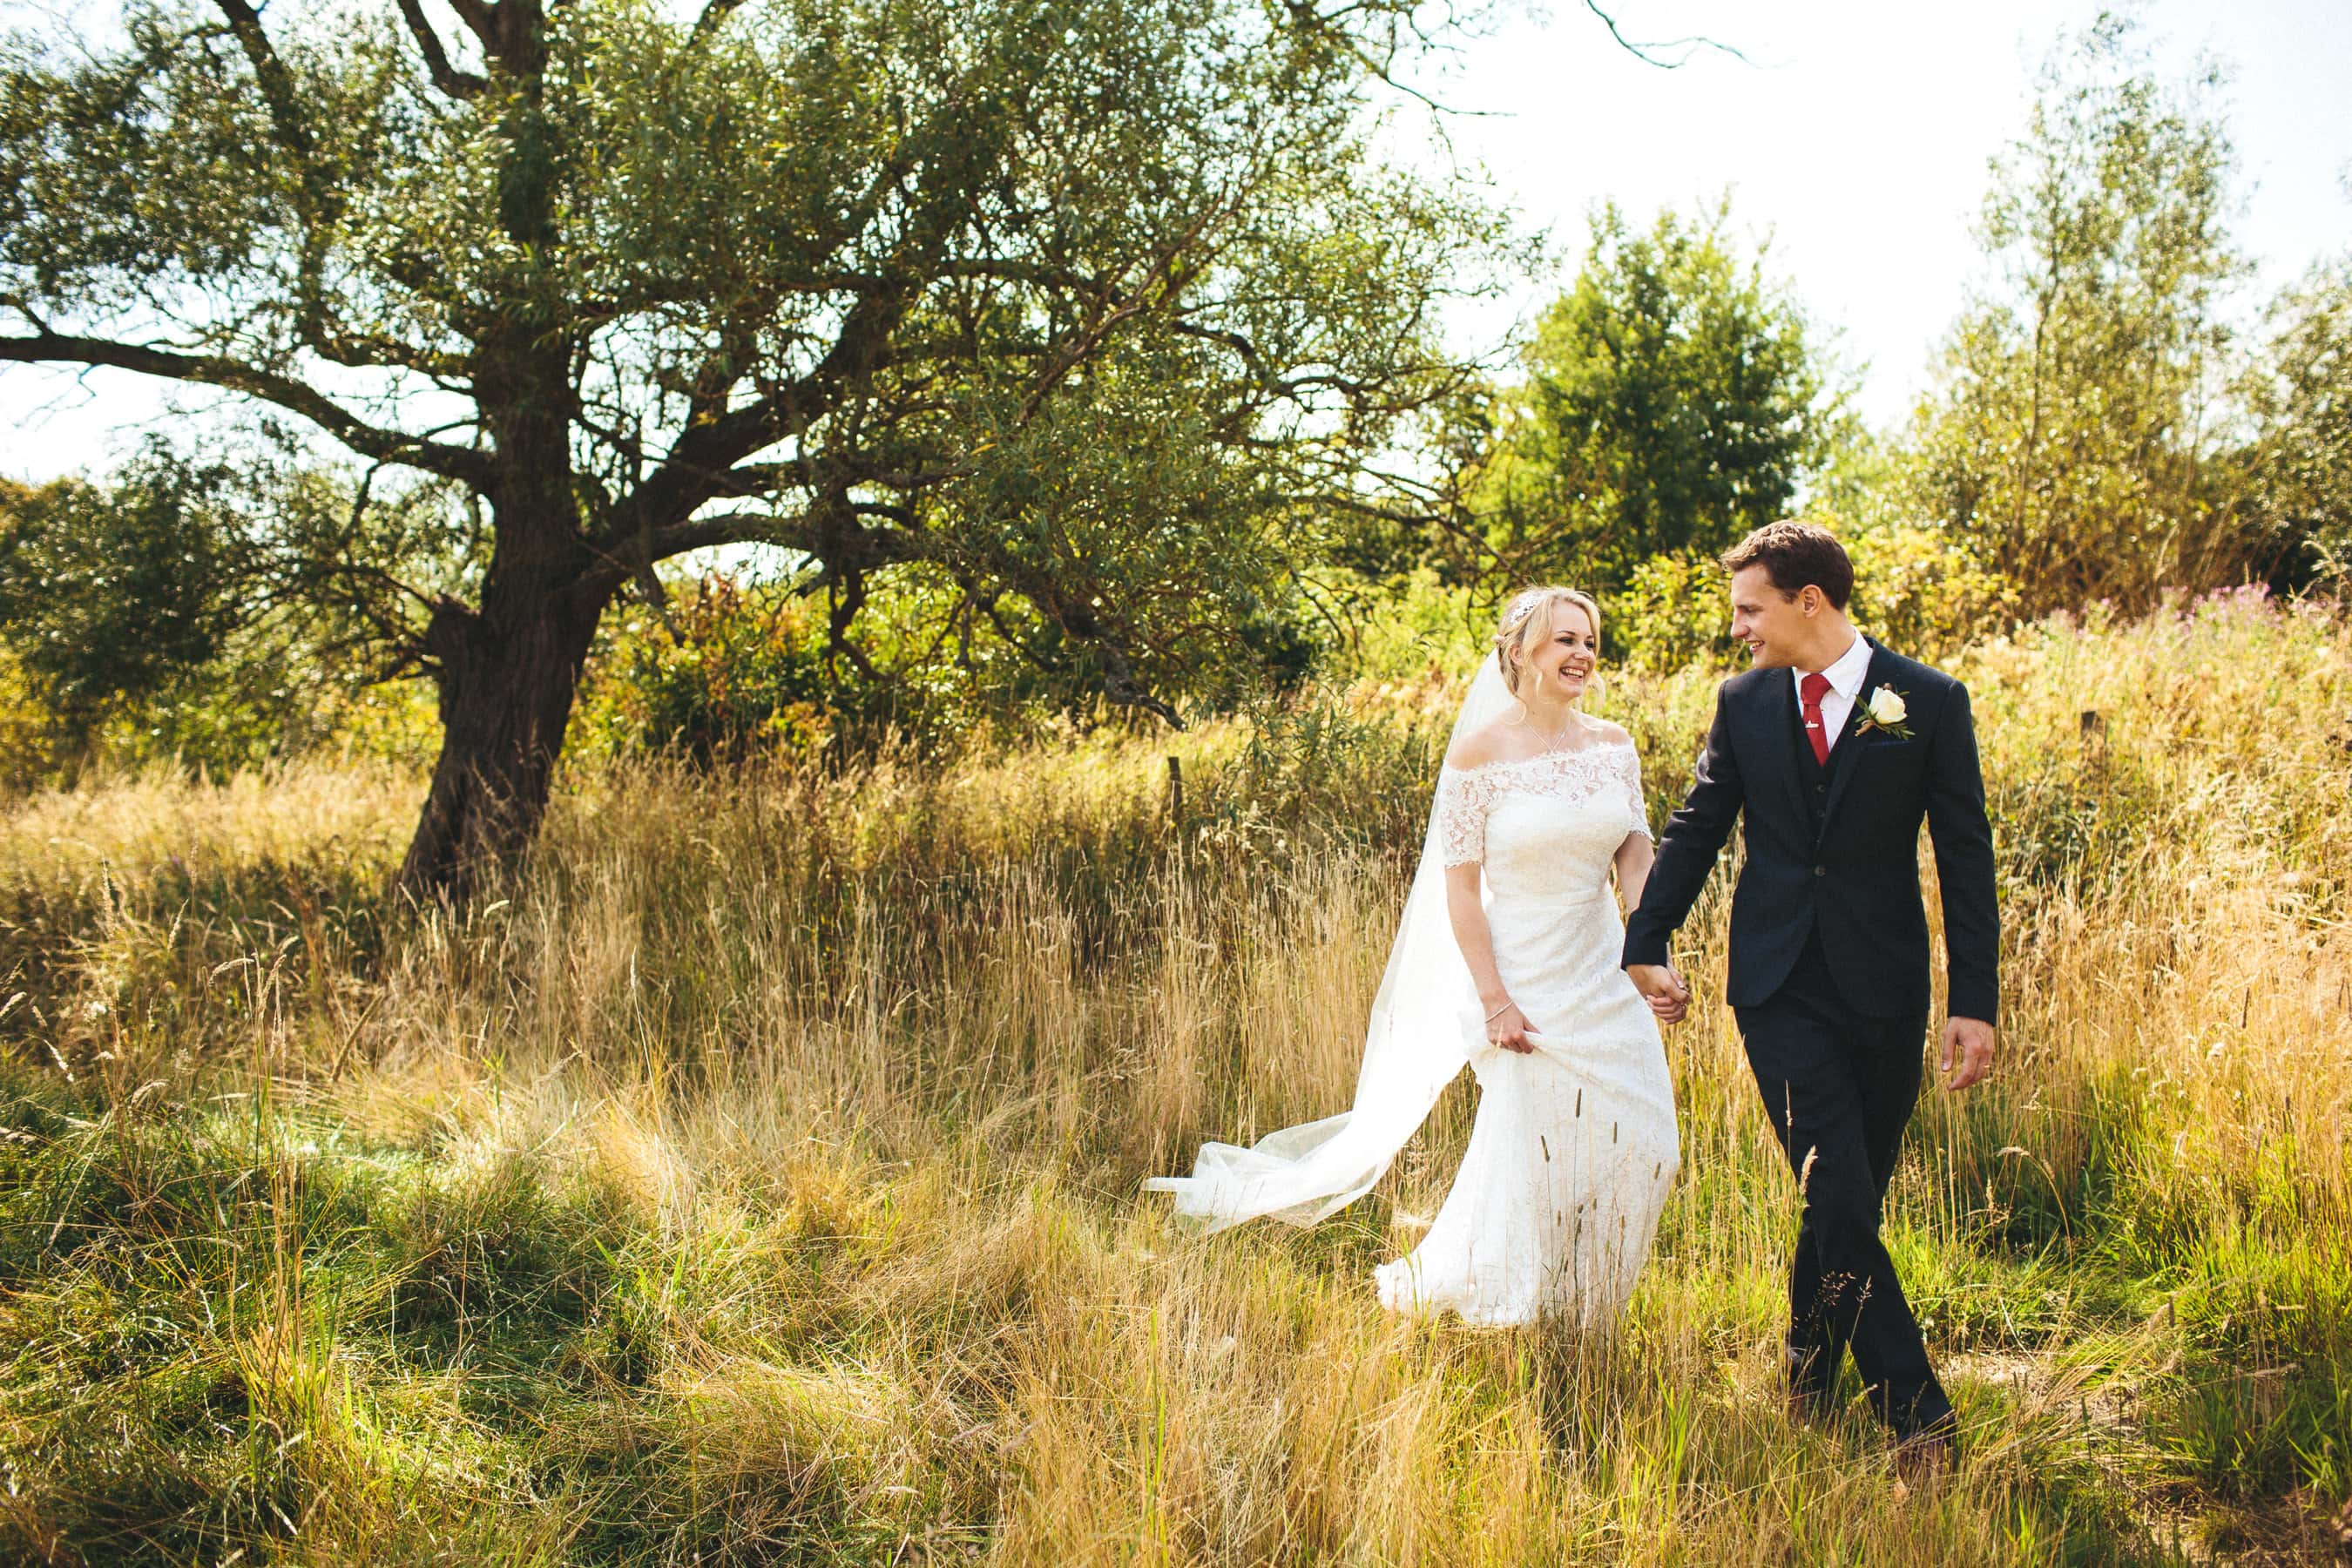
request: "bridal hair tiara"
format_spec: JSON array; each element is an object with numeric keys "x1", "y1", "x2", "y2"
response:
[
  {"x1": 1494, "y1": 585, "x2": 1598, "y2": 646},
  {"x1": 1498, "y1": 589, "x2": 1558, "y2": 634}
]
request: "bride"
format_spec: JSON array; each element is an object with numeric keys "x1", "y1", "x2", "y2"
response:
[{"x1": 1144, "y1": 587, "x2": 1682, "y2": 1328}]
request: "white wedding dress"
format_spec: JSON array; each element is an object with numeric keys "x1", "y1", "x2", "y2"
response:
[
  {"x1": 1370, "y1": 743, "x2": 1680, "y2": 1326},
  {"x1": 1145, "y1": 662, "x2": 1680, "y2": 1330}
]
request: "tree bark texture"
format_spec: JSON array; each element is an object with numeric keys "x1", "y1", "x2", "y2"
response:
[{"x1": 396, "y1": 532, "x2": 606, "y2": 903}]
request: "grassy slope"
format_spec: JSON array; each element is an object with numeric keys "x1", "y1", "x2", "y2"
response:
[{"x1": 0, "y1": 596, "x2": 2347, "y2": 1565}]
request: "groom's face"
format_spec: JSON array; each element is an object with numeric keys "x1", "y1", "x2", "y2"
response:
[{"x1": 1728, "y1": 565, "x2": 1811, "y2": 669}]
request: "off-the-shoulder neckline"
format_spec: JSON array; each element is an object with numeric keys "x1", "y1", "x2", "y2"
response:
[{"x1": 1440, "y1": 735, "x2": 1635, "y2": 776}]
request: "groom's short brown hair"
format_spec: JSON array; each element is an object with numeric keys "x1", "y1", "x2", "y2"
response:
[{"x1": 1720, "y1": 520, "x2": 1853, "y2": 610}]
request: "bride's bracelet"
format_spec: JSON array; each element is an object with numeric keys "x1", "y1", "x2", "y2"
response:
[{"x1": 1484, "y1": 999, "x2": 1515, "y2": 1023}]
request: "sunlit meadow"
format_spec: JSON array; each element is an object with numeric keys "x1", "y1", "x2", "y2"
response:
[{"x1": 1, "y1": 595, "x2": 2347, "y2": 1565}]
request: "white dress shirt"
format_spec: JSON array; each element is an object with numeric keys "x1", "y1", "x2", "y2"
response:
[{"x1": 1794, "y1": 632, "x2": 1872, "y2": 755}]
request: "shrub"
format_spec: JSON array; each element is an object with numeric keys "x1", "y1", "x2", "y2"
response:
[
  {"x1": 1607, "y1": 517, "x2": 2019, "y2": 674},
  {"x1": 572, "y1": 576, "x2": 836, "y2": 766},
  {"x1": 0, "y1": 646, "x2": 45, "y2": 794},
  {"x1": 1611, "y1": 548, "x2": 1734, "y2": 673},
  {"x1": 1838, "y1": 515, "x2": 2019, "y2": 662},
  {"x1": 1320, "y1": 571, "x2": 1490, "y2": 690}
]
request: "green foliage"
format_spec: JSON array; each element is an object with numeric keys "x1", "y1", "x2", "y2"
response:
[
  {"x1": 2161, "y1": 1231, "x2": 2352, "y2": 1504},
  {"x1": 1572, "y1": 515, "x2": 2013, "y2": 676},
  {"x1": 1608, "y1": 548, "x2": 1734, "y2": 673},
  {"x1": 570, "y1": 563, "x2": 1308, "y2": 768},
  {"x1": 2244, "y1": 253, "x2": 2352, "y2": 591},
  {"x1": 1464, "y1": 199, "x2": 1839, "y2": 593},
  {"x1": 0, "y1": 458, "x2": 445, "y2": 781},
  {"x1": 0, "y1": 467, "x2": 245, "y2": 730},
  {"x1": 1315, "y1": 569, "x2": 1491, "y2": 690},
  {"x1": 1838, "y1": 516, "x2": 2019, "y2": 663},
  {"x1": 1905, "y1": 14, "x2": 2255, "y2": 615},
  {"x1": 0, "y1": 0, "x2": 1511, "y2": 787},
  {"x1": 0, "y1": 645, "x2": 51, "y2": 793},
  {"x1": 572, "y1": 576, "x2": 837, "y2": 766}
]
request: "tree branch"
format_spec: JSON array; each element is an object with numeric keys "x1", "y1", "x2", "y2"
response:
[
  {"x1": 606, "y1": 119, "x2": 990, "y2": 541},
  {"x1": 441, "y1": 0, "x2": 499, "y2": 56},
  {"x1": 0, "y1": 330, "x2": 494, "y2": 488},
  {"x1": 607, "y1": 285, "x2": 910, "y2": 540},
  {"x1": 208, "y1": 0, "x2": 315, "y2": 159},
  {"x1": 686, "y1": 0, "x2": 749, "y2": 48},
  {"x1": 301, "y1": 317, "x2": 472, "y2": 380},
  {"x1": 1170, "y1": 319, "x2": 1397, "y2": 402},
  {"x1": 1582, "y1": 1, "x2": 1748, "y2": 69},
  {"x1": 395, "y1": 0, "x2": 488, "y2": 98},
  {"x1": 643, "y1": 511, "x2": 820, "y2": 560},
  {"x1": 636, "y1": 505, "x2": 924, "y2": 569}
]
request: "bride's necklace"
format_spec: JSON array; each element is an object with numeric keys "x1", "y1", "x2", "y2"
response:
[{"x1": 1522, "y1": 705, "x2": 1586, "y2": 753}]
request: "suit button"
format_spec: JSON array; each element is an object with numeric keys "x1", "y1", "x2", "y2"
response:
[
  {"x1": 1813, "y1": 865, "x2": 1826, "y2": 876},
  {"x1": 1815, "y1": 783, "x2": 1827, "y2": 794}
]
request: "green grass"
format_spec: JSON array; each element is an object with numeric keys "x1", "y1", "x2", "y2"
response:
[{"x1": 0, "y1": 593, "x2": 2347, "y2": 1564}]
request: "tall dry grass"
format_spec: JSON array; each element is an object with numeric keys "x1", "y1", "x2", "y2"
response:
[{"x1": 0, "y1": 594, "x2": 2346, "y2": 1565}]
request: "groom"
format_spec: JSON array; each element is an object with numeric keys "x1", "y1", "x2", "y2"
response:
[{"x1": 1622, "y1": 520, "x2": 1998, "y2": 1470}]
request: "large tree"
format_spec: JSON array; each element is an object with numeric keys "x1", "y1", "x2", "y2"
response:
[
  {"x1": 1452, "y1": 198, "x2": 1835, "y2": 593},
  {"x1": 0, "y1": 0, "x2": 1504, "y2": 897},
  {"x1": 1905, "y1": 13, "x2": 2251, "y2": 614}
]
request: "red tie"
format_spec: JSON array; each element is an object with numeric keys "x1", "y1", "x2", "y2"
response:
[{"x1": 1801, "y1": 672, "x2": 1833, "y2": 767}]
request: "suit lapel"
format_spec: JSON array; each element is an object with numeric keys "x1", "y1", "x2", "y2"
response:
[
  {"x1": 1817, "y1": 639, "x2": 1887, "y2": 836},
  {"x1": 1760, "y1": 666, "x2": 1809, "y2": 828}
]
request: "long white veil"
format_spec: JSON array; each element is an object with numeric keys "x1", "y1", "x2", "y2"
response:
[{"x1": 1142, "y1": 654, "x2": 1520, "y2": 1233}]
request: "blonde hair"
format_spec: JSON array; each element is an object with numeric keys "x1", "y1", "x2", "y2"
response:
[{"x1": 1492, "y1": 585, "x2": 1604, "y2": 696}]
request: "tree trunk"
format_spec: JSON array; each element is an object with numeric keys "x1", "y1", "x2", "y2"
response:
[
  {"x1": 396, "y1": 556, "x2": 606, "y2": 904},
  {"x1": 390, "y1": 0, "x2": 594, "y2": 906}
]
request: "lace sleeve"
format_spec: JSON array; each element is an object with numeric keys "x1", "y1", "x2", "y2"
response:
[
  {"x1": 1436, "y1": 767, "x2": 1492, "y2": 867},
  {"x1": 1617, "y1": 742, "x2": 1653, "y2": 840}
]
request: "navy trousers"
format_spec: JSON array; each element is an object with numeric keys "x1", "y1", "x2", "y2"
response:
[{"x1": 1734, "y1": 929, "x2": 1954, "y2": 1438}]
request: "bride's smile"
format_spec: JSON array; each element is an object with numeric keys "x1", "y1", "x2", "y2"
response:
[{"x1": 1520, "y1": 610, "x2": 1598, "y2": 707}]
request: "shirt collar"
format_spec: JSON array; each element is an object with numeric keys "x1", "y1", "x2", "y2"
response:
[{"x1": 1804, "y1": 632, "x2": 1872, "y2": 699}]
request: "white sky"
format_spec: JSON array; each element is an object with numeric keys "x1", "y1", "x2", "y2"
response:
[
  {"x1": 1396, "y1": 0, "x2": 2352, "y2": 425},
  {"x1": 3, "y1": 0, "x2": 2348, "y2": 476}
]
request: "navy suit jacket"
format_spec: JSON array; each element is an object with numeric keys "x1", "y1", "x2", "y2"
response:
[{"x1": 1620, "y1": 637, "x2": 2001, "y2": 1025}]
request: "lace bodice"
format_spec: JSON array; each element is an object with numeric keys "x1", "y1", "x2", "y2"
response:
[{"x1": 1436, "y1": 740, "x2": 1651, "y2": 869}]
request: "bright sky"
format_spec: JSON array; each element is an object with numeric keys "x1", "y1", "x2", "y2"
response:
[
  {"x1": 1399, "y1": 0, "x2": 2352, "y2": 426},
  {"x1": 3, "y1": 0, "x2": 2348, "y2": 477}
]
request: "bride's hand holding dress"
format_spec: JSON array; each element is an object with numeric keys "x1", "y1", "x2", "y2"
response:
[{"x1": 1142, "y1": 655, "x2": 1682, "y2": 1330}]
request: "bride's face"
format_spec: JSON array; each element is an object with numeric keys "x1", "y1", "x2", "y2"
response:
[{"x1": 1519, "y1": 603, "x2": 1598, "y2": 701}]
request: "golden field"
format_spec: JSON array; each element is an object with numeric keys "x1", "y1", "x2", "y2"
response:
[{"x1": 0, "y1": 596, "x2": 2347, "y2": 1565}]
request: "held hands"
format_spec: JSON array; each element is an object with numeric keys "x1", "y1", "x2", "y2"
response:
[
  {"x1": 1625, "y1": 963, "x2": 1691, "y2": 1026},
  {"x1": 1940, "y1": 1016, "x2": 1997, "y2": 1091},
  {"x1": 1484, "y1": 998, "x2": 1538, "y2": 1054}
]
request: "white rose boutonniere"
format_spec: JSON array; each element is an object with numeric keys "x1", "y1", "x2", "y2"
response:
[{"x1": 1856, "y1": 685, "x2": 1914, "y2": 740}]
